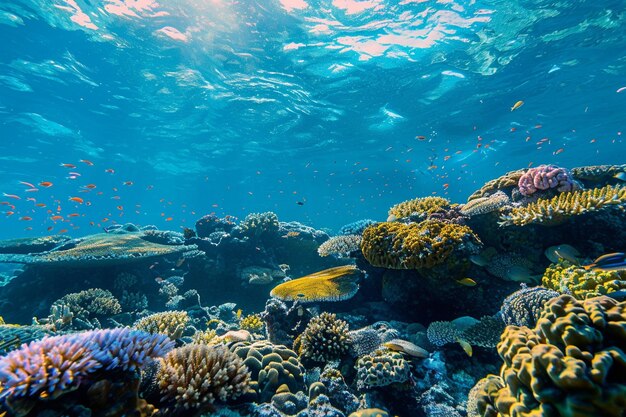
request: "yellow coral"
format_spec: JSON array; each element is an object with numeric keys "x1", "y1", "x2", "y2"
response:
[
  {"x1": 387, "y1": 196, "x2": 453, "y2": 221},
  {"x1": 239, "y1": 314, "x2": 264, "y2": 333},
  {"x1": 361, "y1": 220, "x2": 481, "y2": 270},
  {"x1": 541, "y1": 260, "x2": 626, "y2": 299},
  {"x1": 192, "y1": 329, "x2": 218, "y2": 345},
  {"x1": 133, "y1": 310, "x2": 189, "y2": 339},
  {"x1": 471, "y1": 295, "x2": 626, "y2": 417},
  {"x1": 467, "y1": 169, "x2": 526, "y2": 201},
  {"x1": 498, "y1": 184, "x2": 626, "y2": 227},
  {"x1": 270, "y1": 265, "x2": 361, "y2": 302}
]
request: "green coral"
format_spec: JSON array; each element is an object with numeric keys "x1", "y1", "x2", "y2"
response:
[
  {"x1": 355, "y1": 349, "x2": 410, "y2": 390},
  {"x1": 239, "y1": 314, "x2": 264, "y2": 333},
  {"x1": 471, "y1": 295, "x2": 626, "y2": 417},
  {"x1": 387, "y1": 196, "x2": 453, "y2": 222},
  {"x1": 294, "y1": 312, "x2": 351, "y2": 364},
  {"x1": 361, "y1": 220, "x2": 481, "y2": 270},
  {"x1": 230, "y1": 340, "x2": 306, "y2": 403},
  {"x1": 541, "y1": 259, "x2": 626, "y2": 299}
]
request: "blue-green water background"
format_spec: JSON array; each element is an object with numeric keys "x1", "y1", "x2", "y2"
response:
[{"x1": 0, "y1": 0, "x2": 624, "y2": 238}]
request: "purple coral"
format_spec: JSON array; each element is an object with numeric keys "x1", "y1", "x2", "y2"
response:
[
  {"x1": 518, "y1": 165, "x2": 580, "y2": 196},
  {"x1": 0, "y1": 328, "x2": 173, "y2": 402}
]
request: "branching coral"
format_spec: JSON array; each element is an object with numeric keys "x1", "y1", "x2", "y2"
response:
[
  {"x1": 361, "y1": 220, "x2": 481, "y2": 269},
  {"x1": 230, "y1": 340, "x2": 306, "y2": 403},
  {"x1": 317, "y1": 235, "x2": 362, "y2": 257},
  {"x1": 270, "y1": 265, "x2": 361, "y2": 303},
  {"x1": 499, "y1": 285, "x2": 559, "y2": 327},
  {"x1": 498, "y1": 184, "x2": 626, "y2": 226},
  {"x1": 133, "y1": 311, "x2": 189, "y2": 339},
  {"x1": 460, "y1": 191, "x2": 510, "y2": 217},
  {"x1": 0, "y1": 328, "x2": 173, "y2": 408},
  {"x1": 156, "y1": 344, "x2": 250, "y2": 414},
  {"x1": 355, "y1": 349, "x2": 410, "y2": 390},
  {"x1": 53, "y1": 288, "x2": 121, "y2": 319},
  {"x1": 294, "y1": 312, "x2": 351, "y2": 364},
  {"x1": 387, "y1": 196, "x2": 452, "y2": 222},
  {"x1": 517, "y1": 164, "x2": 580, "y2": 196},
  {"x1": 239, "y1": 314, "x2": 264, "y2": 333},
  {"x1": 339, "y1": 219, "x2": 377, "y2": 236},
  {"x1": 471, "y1": 295, "x2": 626, "y2": 417},
  {"x1": 542, "y1": 259, "x2": 626, "y2": 299},
  {"x1": 467, "y1": 169, "x2": 526, "y2": 201}
]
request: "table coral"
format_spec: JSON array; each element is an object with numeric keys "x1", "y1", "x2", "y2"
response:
[
  {"x1": 133, "y1": 310, "x2": 189, "y2": 339},
  {"x1": 294, "y1": 312, "x2": 351, "y2": 364},
  {"x1": 361, "y1": 220, "x2": 481, "y2": 270},
  {"x1": 498, "y1": 184, "x2": 626, "y2": 226},
  {"x1": 355, "y1": 349, "x2": 411, "y2": 390},
  {"x1": 230, "y1": 340, "x2": 306, "y2": 403},
  {"x1": 471, "y1": 294, "x2": 626, "y2": 417},
  {"x1": 499, "y1": 285, "x2": 559, "y2": 327},
  {"x1": 542, "y1": 259, "x2": 626, "y2": 299},
  {"x1": 387, "y1": 196, "x2": 453, "y2": 222},
  {"x1": 156, "y1": 344, "x2": 250, "y2": 414},
  {"x1": 517, "y1": 164, "x2": 580, "y2": 196}
]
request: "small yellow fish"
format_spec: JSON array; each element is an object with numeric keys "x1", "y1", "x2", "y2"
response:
[
  {"x1": 456, "y1": 277, "x2": 477, "y2": 287},
  {"x1": 236, "y1": 309, "x2": 243, "y2": 320},
  {"x1": 614, "y1": 172, "x2": 626, "y2": 181},
  {"x1": 457, "y1": 338, "x2": 473, "y2": 357},
  {"x1": 511, "y1": 100, "x2": 524, "y2": 111}
]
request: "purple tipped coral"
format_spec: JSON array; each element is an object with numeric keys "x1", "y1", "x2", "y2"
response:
[
  {"x1": 517, "y1": 164, "x2": 580, "y2": 196},
  {"x1": 0, "y1": 328, "x2": 173, "y2": 403}
]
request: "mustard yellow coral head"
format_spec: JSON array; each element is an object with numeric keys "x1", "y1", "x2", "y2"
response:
[{"x1": 270, "y1": 265, "x2": 361, "y2": 303}]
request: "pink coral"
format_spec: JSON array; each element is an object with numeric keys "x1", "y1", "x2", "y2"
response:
[{"x1": 517, "y1": 165, "x2": 580, "y2": 196}]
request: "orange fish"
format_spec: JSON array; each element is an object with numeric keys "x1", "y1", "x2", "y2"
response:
[
  {"x1": 554, "y1": 148, "x2": 564, "y2": 155},
  {"x1": 59, "y1": 229, "x2": 68, "y2": 233},
  {"x1": 68, "y1": 213, "x2": 80, "y2": 218},
  {"x1": 68, "y1": 197, "x2": 84, "y2": 204},
  {"x1": 60, "y1": 163, "x2": 76, "y2": 168},
  {"x1": 165, "y1": 217, "x2": 173, "y2": 221},
  {"x1": 116, "y1": 205, "x2": 123, "y2": 210},
  {"x1": 80, "y1": 159, "x2": 94, "y2": 166},
  {"x1": 2, "y1": 193, "x2": 20, "y2": 200},
  {"x1": 51, "y1": 215, "x2": 63, "y2": 221},
  {"x1": 84, "y1": 184, "x2": 97, "y2": 189},
  {"x1": 5, "y1": 211, "x2": 14, "y2": 216},
  {"x1": 19, "y1": 216, "x2": 32, "y2": 221},
  {"x1": 39, "y1": 181, "x2": 53, "y2": 188},
  {"x1": 35, "y1": 203, "x2": 46, "y2": 207},
  {"x1": 416, "y1": 136, "x2": 427, "y2": 141},
  {"x1": 105, "y1": 169, "x2": 115, "y2": 174},
  {"x1": 47, "y1": 226, "x2": 54, "y2": 231}
]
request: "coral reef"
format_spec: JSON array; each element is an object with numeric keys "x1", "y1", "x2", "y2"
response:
[
  {"x1": 0, "y1": 325, "x2": 51, "y2": 354},
  {"x1": 571, "y1": 164, "x2": 626, "y2": 183},
  {"x1": 294, "y1": 312, "x2": 351, "y2": 364},
  {"x1": 361, "y1": 220, "x2": 481, "y2": 269},
  {"x1": 238, "y1": 212, "x2": 280, "y2": 238},
  {"x1": 542, "y1": 259, "x2": 626, "y2": 299},
  {"x1": 387, "y1": 196, "x2": 453, "y2": 222},
  {"x1": 499, "y1": 184, "x2": 626, "y2": 226},
  {"x1": 156, "y1": 344, "x2": 250, "y2": 414},
  {"x1": 133, "y1": 310, "x2": 189, "y2": 339},
  {"x1": 317, "y1": 234, "x2": 362, "y2": 257},
  {"x1": 230, "y1": 340, "x2": 306, "y2": 403},
  {"x1": 517, "y1": 164, "x2": 580, "y2": 196},
  {"x1": 460, "y1": 191, "x2": 510, "y2": 217},
  {"x1": 471, "y1": 294, "x2": 626, "y2": 417},
  {"x1": 467, "y1": 169, "x2": 526, "y2": 201},
  {"x1": 53, "y1": 287, "x2": 121, "y2": 319},
  {"x1": 499, "y1": 284, "x2": 559, "y2": 326},
  {"x1": 339, "y1": 219, "x2": 377, "y2": 235},
  {"x1": 485, "y1": 253, "x2": 535, "y2": 283},
  {"x1": 355, "y1": 349, "x2": 411, "y2": 389},
  {"x1": 0, "y1": 235, "x2": 71, "y2": 254},
  {"x1": 239, "y1": 313, "x2": 264, "y2": 333},
  {"x1": 270, "y1": 265, "x2": 361, "y2": 302}
]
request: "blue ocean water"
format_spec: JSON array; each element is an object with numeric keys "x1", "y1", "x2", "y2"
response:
[{"x1": 0, "y1": 0, "x2": 625, "y2": 238}]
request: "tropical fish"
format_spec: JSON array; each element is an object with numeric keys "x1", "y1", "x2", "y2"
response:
[
  {"x1": 383, "y1": 339, "x2": 429, "y2": 358},
  {"x1": 614, "y1": 172, "x2": 626, "y2": 181},
  {"x1": 68, "y1": 197, "x2": 84, "y2": 204},
  {"x1": 39, "y1": 182, "x2": 53, "y2": 188},
  {"x1": 511, "y1": 100, "x2": 524, "y2": 111},
  {"x1": 469, "y1": 254, "x2": 489, "y2": 267},
  {"x1": 583, "y1": 253, "x2": 626, "y2": 271},
  {"x1": 80, "y1": 159, "x2": 94, "y2": 166},
  {"x1": 457, "y1": 338, "x2": 473, "y2": 357},
  {"x1": 456, "y1": 278, "x2": 477, "y2": 287},
  {"x1": 60, "y1": 163, "x2": 76, "y2": 168},
  {"x1": 544, "y1": 244, "x2": 582, "y2": 264}
]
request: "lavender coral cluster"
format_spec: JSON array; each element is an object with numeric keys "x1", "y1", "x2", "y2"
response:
[
  {"x1": 517, "y1": 164, "x2": 580, "y2": 196},
  {"x1": 0, "y1": 328, "x2": 174, "y2": 404}
]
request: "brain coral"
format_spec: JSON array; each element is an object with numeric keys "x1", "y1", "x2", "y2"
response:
[
  {"x1": 133, "y1": 310, "x2": 189, "y2": 339},
  {"x1": 156, "y1": 344, "x2": 250, "y2": 414},
  {"x1": 355, "y1": 349, "x2": 411, "y2": 390},
  {"x1": 387, "y1": 196, "x2": 452, "y2": 222},
  {"x1": 317, "y1": 234, "x2": 362, "y2": 257},
  {"x1": 517, "y1": 164, "x2": 580, "y2": 196},
  {"x1": 499, "y1": 285, "x2": 559, "y2": 327},
  {"x1": 361, "y1": 220, "x2": 481, "y2": 270},
  {"x1": 230, "y1": 340, "x2": 306, "y2": 403},
  {"x1": 498, "y1": 184, "x2": 626, "y2": 226},
  {"x1": 0, "y1": 328, "x2": 173, "y2": 406},
  {"x1": 541, "y1": 259, "x2": 626, "y2": 299},
  {"x1": 295, "y1": 312, "x2": 351, "y2": 364},
  {"x1": 471, "y1": 294, "x2": 626, "y2": 417}
]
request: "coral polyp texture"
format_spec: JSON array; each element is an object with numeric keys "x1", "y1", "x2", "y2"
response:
[
  {"x1": 499, "y1": 285, "x2": 559, "y2": 327},
  {"x1": 517, "y1": 164, "x2": 580, "y2": 196},
  {"x1": 471, "y1": 294, "x2": 626, "y2": 417},
  {"x1": 467, "y1": 169, "x2": 526, "y2": 201},
  {"x1": 541, "y1": 259, "x2": 626, "y2": 299},
  {"x1": 239, "y1": 314, "x2": 264, "y2": 333},
  {"x1": 294, "y1": 312, "x2": 351, "y2": 364},
  {"x1": 133, "y1": 310, "x2": 189, "y2": 339},
  {"x1": 0, "y1": 328, "x2": 173, "y2": 407},
  {"x1": 317, "y1": 234, "x2": 362, "y2": 257},
  {"x1": 156, "y1": 344, "x2": 250, "y2": 414},
  {"x1": 498, "y1": 184, "x2": 626, "y2": 226},
  {"x1": 238, "y1": 212, "x2": 280, "y2": 238},
  {"x1": 571, "y1": 164, "x2": 626, "y2": 183},
  {"x1": 460, "y1": 191, "x2": 510, "y2": 217},
  {"x1": 270, "y1": 265, "x2": 361, "y2": 302},
  {"x1": 339, "y1": 219, "x2": 377, "y2": 235},
  {"x1": 361, "y1": 220, "x2": 481, "y2": 269},
  {"x1": 387, "y1": 196, "x2": 453, "y2": 221},
  {"x1": 0, "y1": 232, "x2": 198, "y2": 266},
  {"x1": 53, "y1": 287, "x2": 121, "y2": 319},
  {"x1": 355, "y1": 349, "x2": 411, "y2": 389}
]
